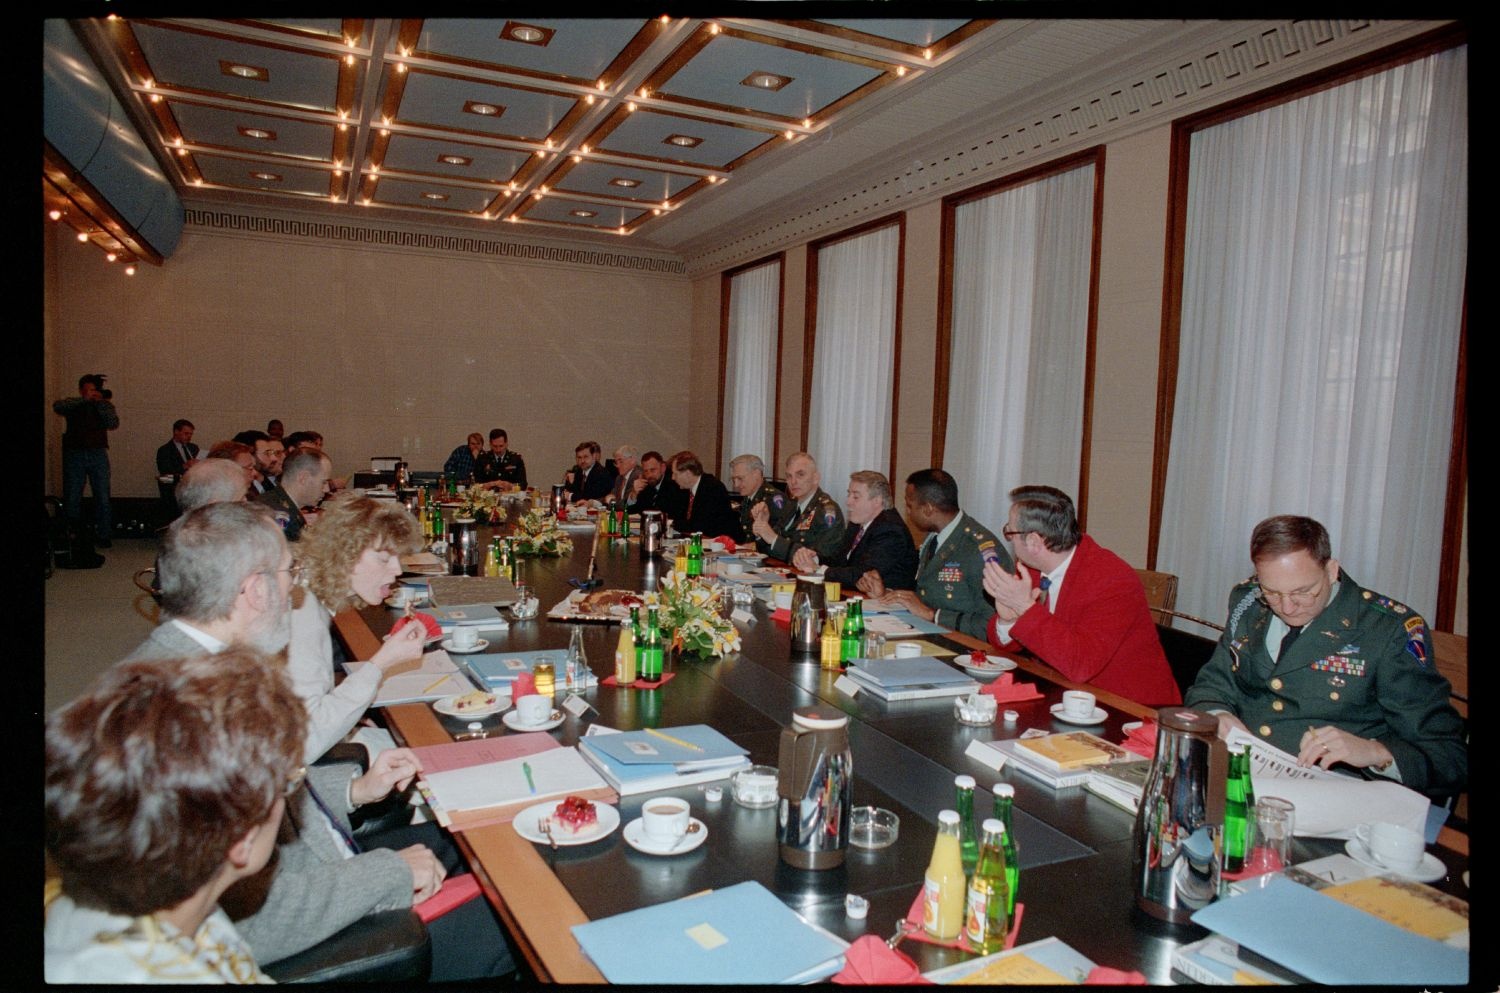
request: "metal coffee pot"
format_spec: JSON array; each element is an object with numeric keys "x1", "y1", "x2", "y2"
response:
[
  {"x1": 398, "y1": 487, "x2": 419, "y2": 518},
  {"x1": 1133, "y1": 706, "x2": 1227, "y2": 922},
  {"x1": 448, "y1": 517, "x2": 480, "y2": 576},
  {"x1": 789, "y1": 576, "x2": 827, "y2": 653},
  {"x1": 777, "y1": 706, "x2": 853, "y2": 870},
  {"x1": 550, "y1": 483, "x2": 568, "y2": 514},
  {"x1": 639, "y1": 509, "x2": 665, "y2": 558},
  {"x1": 394, "y1": 460, "x2": 408, "y2": 489}
]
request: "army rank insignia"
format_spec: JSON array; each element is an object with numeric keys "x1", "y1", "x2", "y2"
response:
[{"x1": 1310, "y1": 655, "x2": 1365, "y2": 677}]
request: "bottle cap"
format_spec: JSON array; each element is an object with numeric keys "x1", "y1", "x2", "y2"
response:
[
  {"x1": 993, "y1": 783, "x2": 1015, "y2": 797},
  {"x1": 844, "y1": 894, "x2": 869, "y2": 919},
  {"x1": 954, "y1": 774, "x2": 976, "y2": 789},
  {"x1": 937, "y1": 809, "x2": 960, "y2": 826},
  {"x1": 1002, "y1": 709, "x2": 1019, "y2": 723},
  {"x1": 703, "y1": 785, "x2": 724, "y2": 802},
  {"x1": 982, "y1": 818, "x2": 1004, "y2": 834}
]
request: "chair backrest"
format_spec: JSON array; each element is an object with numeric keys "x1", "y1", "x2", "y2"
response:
[
  {"x1": 1431, "y1": 629, "x2": 1467, "y2": 719},
  {"x1": 1135, "y1": 569, "x2": 1179, "y2": 627},
  {"x1": 1156, "y1": 622, "x2": 1218, "y2": 699}
]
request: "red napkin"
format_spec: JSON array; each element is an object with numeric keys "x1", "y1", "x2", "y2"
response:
[
  {"x1": 714, "y1": 536, "x2": 737, "y2": 553},
  {"x1": 1085, "y1": 966, "x2": 1147, "y2": 984},
  {"x1": 1120, "y1": 720, "x2": 1157, "y2": 759},
  {"x1": 511, "y1": 672, "x2": 536, "y2": 698},
  {"x1": 979, "y1": 672, "x2": 1044, "y2": 703},
  {"x1": 414, "y1": 874, "x2": 481, "y2": 922},
  {"x1": 599, "y1": 672, "x2": 677, "y2": 689},
  {"x1": 771, "y1": 607, "x2": 791, "y2": 624},
  {"x1": 390, "y1": 611, "x2": 441, "y2": 641},
  {"x1": 902, "y1": 889, "x2": 1023, "y2": 952},
  {"x1": 831, "y1": 935, "x2": 931, "y2": 985}
]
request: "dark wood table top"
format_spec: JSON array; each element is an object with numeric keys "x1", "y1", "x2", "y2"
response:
[{"x1": 335, "y1": 520, "x2": 1470, "y2": 983}]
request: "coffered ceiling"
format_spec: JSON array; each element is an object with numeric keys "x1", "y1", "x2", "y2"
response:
[{"x1": 62, "y1": 17, "x2": 1446, "y2": 268}]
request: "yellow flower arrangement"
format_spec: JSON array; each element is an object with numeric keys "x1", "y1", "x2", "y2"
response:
[
  {"x1": 642, "y1": 569, "x2": 741, "y2": 659},
  {"x1": 511, "y1": 507, "x2": 574, "y2": 557}
]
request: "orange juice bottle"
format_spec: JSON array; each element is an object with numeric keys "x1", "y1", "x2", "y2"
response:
[{"x1": 922, "y1": 810, "x2": 966, "y2": 939}]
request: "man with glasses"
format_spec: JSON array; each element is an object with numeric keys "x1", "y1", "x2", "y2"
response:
[
  {"x1": 235, "y1": 430, "x2": 285, "y2": 494},
  {"x1": 982, "y1": 485, "x2": 1179, "y2": 705},
  {"x1": 1185, "y1": 515, "x2": 1465, "y2": 799}
]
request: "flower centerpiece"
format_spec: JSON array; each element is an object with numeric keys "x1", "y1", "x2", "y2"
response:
[
  {"x1": 510, "y1": 507, "x2": 574, "y2": 557},
  {"x1": 457, "y1": 487, "x2": 507, "y2": 526},
  {"x1": 643, "y1": 569, "x2": 741, "y2": 660}
]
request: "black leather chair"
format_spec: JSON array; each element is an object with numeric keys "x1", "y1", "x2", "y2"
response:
[{"x1": 1156, "y1": 622, "x2": 1218, "y2": 698}]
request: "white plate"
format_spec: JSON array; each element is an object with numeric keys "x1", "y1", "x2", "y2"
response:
[
  {"x1": 956, "y1": 654, "x2": 1018, "y2": 677},
  {"x1": 1344, "y1": 839, "x2": 1446, "y2": 883},
  {"x1": 622, "y1": 816, "x2": 708, "y2": 856},
  {"x1": 440, "y1": 637, "x2": 490, "y2": 654},
  {"x1": 512, "y1": 799, "x2": 621, "y2": 846},
  {"x1": 1050, "y1": 703, "x2": 1108, "y2": 725},
  {"x1": 384, "y1": 593, "x2": 428, "y2": 608},
  {"x1": 502, "y1": 709, "x2": 566, "y2": 732},
  {"x1": 432, "y1": 692, "x2": 510, "y2": 718}
]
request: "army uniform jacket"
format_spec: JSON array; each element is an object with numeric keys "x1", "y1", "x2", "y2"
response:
[
  {"x1": 1184, "y1": 570, "x2": 1465, "y2": 798},
  {"x1": 737, "y1": 482, "x2": 793, "y2": 546},
  {"x1": 254, "y1": 483, "x2": 308, "y2": 542},
  {"x1": 474, "y1": 450, "x2": 527, "y2": 489},
  {"x1": 757, "y1": 488, "x2": 845, "y2": 562},
  {"x1": 915, "y1": 513, "x2": 1011, "y2": 640}
]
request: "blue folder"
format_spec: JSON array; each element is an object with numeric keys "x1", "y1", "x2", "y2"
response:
[{"x1": 570, "y1": 881, "x2": 847, "y2": 984}]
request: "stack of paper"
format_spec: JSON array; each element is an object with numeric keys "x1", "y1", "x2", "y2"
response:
[
  {"x1": 413, "y1": 733, "x2": 615, "y2": 832},
  {"x1": 1083, "y1": 759, "x2": 1153, "y2": 814},
  {"x1": 426, "y1": 575, "x2": 519, "y2": 608},
  {"x1": 844, "y1": 657, "x2": 977, "y2": 701},
  {"x1": 965, "y1": 733, "x2": 1137, "y2": 789},
  {"x1": 577, "y1": 724, "x2": 749, "y2": 795},
  {"x1": 345, "y1": 650, "x2": 476, "y2": 706},
  {"x1": 1014, "y1": 731, "x2": 1132, "y2": 771},
  {"x1": 461, "y1": 649, "x2": 599, "y2": 690},
  {"x1": 427, "y1": 603, "x2": 508, "y2": 630},
  {"x1": 922, "y1": 936, "x2": 1098, "y2": 984},
  {"x1": 570, "y1": 881, "x2": 847, "y2": 984},
  {"x1": 1170, "y1": 935, "x2": 1293, "y2": 985}
]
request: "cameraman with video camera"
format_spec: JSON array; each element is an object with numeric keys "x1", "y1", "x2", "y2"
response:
[{"x1": 53, "y1": 374, "x2": 119, "y2": 549}]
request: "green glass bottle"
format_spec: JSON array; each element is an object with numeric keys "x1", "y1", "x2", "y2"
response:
[
  {"x1": 639, "y1": 604, "x2": 664, "y2": 681},
  {"x1": 840, "y1": 597, "x2": 865, "y2": 662},
  {"x1": 1224, "y1": 745, "x2": 1248, "y2": 873},
  {"x1": 630, "y1": 605, "x2": 644, "y2": 677},
  {"x1": 619, "y1": 506, "x2": 630, "y2": 538},
  {"x1": 955, "y1": 774, "x2": 979, "y2": 877},
  {"x1": 686, "y1": 533, "x2": 703, "y2": 577},
  {"x1": 964, "y1": 819, "x2": 1010, "y2": 954},
  {"x1": 992, "y1": 783, "x2": 1020, "y2": 917}
]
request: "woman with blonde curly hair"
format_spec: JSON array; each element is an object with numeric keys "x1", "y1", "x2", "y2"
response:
[{"x1": 287, "y1": 492, "x2": 427, "y2": 760}]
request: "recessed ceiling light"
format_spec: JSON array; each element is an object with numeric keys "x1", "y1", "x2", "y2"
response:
[
  {"x1": 569, "y1": 209, "x2": 597, "y2": 218},
  {"x1": 250, "y1": 171, "x2": 282, "y2": 181},
  {"x1": 502, "y1": 21, "x2": 553, "y2": 46},
  {"x1": 238, "y1": 126, "x2": 276, "y2": 140},
  {"x1": 439, "y1": 154, "x2": 472, "y2": 166},
  {"x1": 664, "y1": 134, "x2": 703, "y2": 148},
  {"x1": 421, "y1": 192, "x2": 449, "y2": 201},
  {"x1": 742, "y1": 71, "x2": 791, "y2": 92},
  {"x1": 463, "y1": 101, "x2": 503, "y2": 117},
  {"x1": 221, "y1": 61, "x2": 269, "y2": 82},
  {"x1": 609, "y1": 178, "x2": 641, "y2": 188}
]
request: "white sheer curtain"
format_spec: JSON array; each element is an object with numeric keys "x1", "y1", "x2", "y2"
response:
[
  {"x1": 721, "y1": 260, "x2": 781, "y2": 475},
  {"x1": 806, "y1": 224, "x2": 900, "y2": 498},
  {"x1": 1159, "y1": 46, "x2": 1467, "y2": 624},
  {"x1": 942, "y1": 163, "x2": 1096, "y2": 527}
]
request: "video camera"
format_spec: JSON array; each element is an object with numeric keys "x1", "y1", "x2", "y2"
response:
[{"x1": 82, "y1": 373, "x2": 112, "y2": 400}]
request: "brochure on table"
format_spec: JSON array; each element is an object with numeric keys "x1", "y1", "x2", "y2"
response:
[
  {"x1": 462, "y1": 648, "x2": 599, "y2": 690},
  {"x1": 923, "y1": 936, "x2": 1098, "y2": 984},
  {"x1": 577, "y1": 725, "x2": 750, "y2": 795},
  {"x1": 345, "y1": 650, "x2": 472, "y2": 705}
]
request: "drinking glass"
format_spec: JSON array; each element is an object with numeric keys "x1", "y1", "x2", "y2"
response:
[{"x1": 1244, "y1": 796, "x2": 1295, "y2": 884}]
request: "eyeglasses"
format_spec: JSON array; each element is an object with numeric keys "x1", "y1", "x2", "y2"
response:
[
  {"x1": 266, "y1": 561, "x2": 304, "y2": 582},
  {"x1": 1255, "y1": 581, "x2": 1326, "y2": 607},
  {"x1": 1002, "y1": 528, "x2": 1030, "y2": 542},
  {"x1": 283, "y1": 765, "x2": 307, "y2": 798}
]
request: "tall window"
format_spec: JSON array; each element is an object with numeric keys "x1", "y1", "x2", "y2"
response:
[
  {"x1": 1158, "y1": 45, "x2": 1467, "y2": 624},
  {"x1": 940, "y1": 158, "x2": 1097, "y2": 525},
  {"x1": 720, "y1": 258, "x2": 782, "y2": 474},
  {"x1": 805, "y1": 221, "x2": 901, "y2": 499}
]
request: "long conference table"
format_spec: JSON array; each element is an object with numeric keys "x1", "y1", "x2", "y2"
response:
[{"x1": 332, "y1": 519, "x2": 1470, "y2": 984}]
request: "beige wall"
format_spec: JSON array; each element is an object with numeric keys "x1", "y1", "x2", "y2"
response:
[{"x1": 45, "y1": 226, "x2": 694, "y2": 498}]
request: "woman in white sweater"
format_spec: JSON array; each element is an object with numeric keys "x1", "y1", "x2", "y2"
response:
[{"x1": 288, "y1": 493, "x2": 427, "y2": 760}]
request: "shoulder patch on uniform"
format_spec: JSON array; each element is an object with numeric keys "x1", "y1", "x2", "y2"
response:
[
  {"x1": 976, "y1": 539, "x2": 996, "y2": 551},
  {"x1": 770, "y1": 494, "x2": 785, "y2": 507}
]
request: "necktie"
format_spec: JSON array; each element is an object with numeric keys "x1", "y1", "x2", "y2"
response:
[
  {"x1": 687, "y1": 489, "x2": 695, "y2": 519},
  {"x1": 917, "y1": 536, "x2": 935, "y2": 574},
  {"x1": 1039, "y1": 574, "x2": 1053, "y2": 609},
  {"x1": 849, "y1": 525, "x2": 866, "y2": 552},
  {"x1": 304, "y1": 781, "x2": 362, "y2": 856},
  {"x1": 1277, "y1": 624, "x2": 1303, "y2": 663}
]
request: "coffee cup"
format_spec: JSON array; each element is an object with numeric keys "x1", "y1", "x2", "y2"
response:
[
  {"x1": 894, "y1": 641, "x2": 922, "y2": 658},
  {"x1": 451, "y1": 626, "x2": 478, "y2": 649},
  {"x1": 774, "y1": 590, "x2": 794, "y2": 610},
  {"x1": 1061, "y1": 690, "x2": 1096, "y2": 719},
  {"x1": 1356, "y1": 821, "x2": 1424, "y2": 873},
  {"x1": 724, "y1": 560, "x2": 745, "y2": 576},
  {"x1": 641, "y1": 797, "x2": 690, "y2": 843},
  {"x1": 515, "y1": 694, "x2": 552, "y2": 725}
]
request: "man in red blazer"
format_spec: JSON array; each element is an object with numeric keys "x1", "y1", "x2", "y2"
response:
[{"x1": 982, "y1": 485, "x2": 1180, "y2": 706}]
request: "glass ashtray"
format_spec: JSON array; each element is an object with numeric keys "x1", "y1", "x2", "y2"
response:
[
  {"x1": 954, "y1": 693, "x2": 997, "y2": 725},
  {"x1": 731, "y1": 765, "x2": 780, "y2": 808},
  {"x1": 850, "y1": 806, "x2": 900, "y2": 850}
]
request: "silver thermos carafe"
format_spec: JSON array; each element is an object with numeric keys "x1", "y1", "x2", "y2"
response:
[
  {"x1": 640, "y1": 509, "x2": 664, "y2": 558},
  {"x1": 776, "y1": 706, "x2": 853, "y2": 869},
  {"x1": 448, "y1": 517, "x2": 479, "y2": 576},
  {"x1": 789, "y1": 576, "x2": 827, "y2": 653},
  {"x1": 1133, "y1": 706, "x2": 1228, "y2": 922}
]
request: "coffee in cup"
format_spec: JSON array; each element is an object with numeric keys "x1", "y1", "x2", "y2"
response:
[
  {"x1": 515, "y1": 694, "x2": 552, "y2": 725},
  {"x1": 641, "y1": 797, "x2": 690, "y2": 843},
  {"x1": 1356, "y1": 821, "x2": 1423, "y2": 873},
  {"x1": 1061, "y1": 690, "x2": 1096, "y2": 719}
]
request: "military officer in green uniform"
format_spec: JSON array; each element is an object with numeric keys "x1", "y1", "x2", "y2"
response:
[
  {"x1": 729, "y1": 453, "x2": 793, "y2": 545},
  {"x1": 858, "y1": 468, "x2": 1012, "y2": 640},
  {"x1": 747, "y1": 452, "x2": 845, "y2": 562},
  {"x1": 1185, "y1": 515, "x2": 1465, "y2": 800}
]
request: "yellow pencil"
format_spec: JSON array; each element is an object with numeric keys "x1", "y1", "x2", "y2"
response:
[
  {"x1": 645, "y1": 727, "x2": 702, "y2": 752},
  {"x1": 422, "y1": 674, "x2": 451, "y2": 694}
]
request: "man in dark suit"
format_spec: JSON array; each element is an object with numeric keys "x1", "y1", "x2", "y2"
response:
[
  {"x1": 793, "y1": 470, "x2": 917, "y2": 591},
  {"x1": 155, "y1": 419, "x2": 200, "y2": 515},
  {"x1": 628, "y1": 450, "x2": 684, "y2": 520},
  {"x1": 606, "y1": 445, "x2": 641, "y2": 505},
  {"x1": 669, "y1": 452, "x2": 739, "y2": 539},
  {"x1": 563, "y1": 440, "x2": 613, "y2": 501}
]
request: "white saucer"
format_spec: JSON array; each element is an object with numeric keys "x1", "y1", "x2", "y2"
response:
[
  {"x1": 441, "y1": 637, "x2": 490, "y2": 654},
  {"x1": 502, "y1": 709, "x2": 565, "y2": 732},
  {"x1": 385, "y1": 594, "x2": 427, "y2": 608},
  {"x1": 622, "y1": 816, "x2": 708, "y2": 856},
  {"x1": 512, "y1": 799, "x2": 621, "y2": 846},
  {"x1": 432, "y1": 692, "x2": 509, "y2": 719},
  {"x1": 1344, "y1": 839, "x2": 1446, "y2": 882},
  {"x1": 1050, "y1": 703, "x2": 1108, "y2": 725},
  {"x1": 957, "y1": 654, "x2": 1018, "y2": 677}
]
